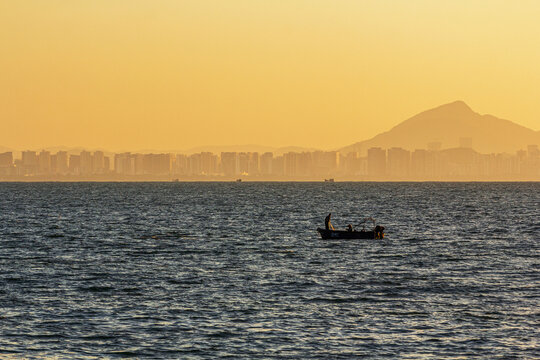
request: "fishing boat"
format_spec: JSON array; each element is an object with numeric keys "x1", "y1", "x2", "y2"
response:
[{"x1": 317, "y1": 217, "x2": 384, "y2": 239}]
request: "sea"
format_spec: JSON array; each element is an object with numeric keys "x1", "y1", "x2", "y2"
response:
[{"x1": 0, "y1": 182, "x2": 538, "y2": 359}]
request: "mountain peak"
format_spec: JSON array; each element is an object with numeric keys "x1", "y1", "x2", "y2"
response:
[
  {"x1": 340, "y1": 101, "x2": 539, "y2": 154},
  {"x1": 429, "y1": 100, "x2": 473, "y2": 115}
]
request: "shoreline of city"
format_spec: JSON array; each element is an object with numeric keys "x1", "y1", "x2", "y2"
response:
[{"x1": 1, "y1": 143, "x2": 539, "y2": 182}]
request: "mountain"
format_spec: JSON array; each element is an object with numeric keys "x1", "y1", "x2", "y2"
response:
[
  {"x1": 340, "y1": 101, "x2": 540, "y2": 155},
  {"x1": 181, "y1": 144, "x2": 320, "y2": 155}
]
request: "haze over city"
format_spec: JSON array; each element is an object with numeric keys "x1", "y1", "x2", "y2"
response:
[
  {"x1": 1, "y1": 2, "x2": 539, "y2": 359},
  {"x1": 2, "y1": 1, "x2": 540, "y2": 152}
]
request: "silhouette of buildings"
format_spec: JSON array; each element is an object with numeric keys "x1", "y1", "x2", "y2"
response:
[
  {"x1": 367, "y1": 147, "x2": 386, "y2": 178},
  {"x1": 0, "y1": 152, "x2": 13, "y2": 175},
  {"x1": 1, "y1": 142, "x2": 539, "y2": 180}
]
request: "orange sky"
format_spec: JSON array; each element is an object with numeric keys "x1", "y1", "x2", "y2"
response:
[{"x1": 1, "y1": 0, "x2": 539, "y2": 151}]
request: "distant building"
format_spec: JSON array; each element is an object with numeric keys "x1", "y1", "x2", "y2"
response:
[
  {"x1": 283, "y1": 152, "x2": 298, "y2": 176},
  {"x1": 69, "y1": 154, "x2": 81, "y2": 174},
  {"x1": 38, "y1": 150, "x2": 51, "y2": 174},
  {"x1": 200, "y1": 152, "x2": 218, "y2": 175},
  {"x1": 367, "y1": 147, "x2": 386, "y2": 177},
  {"x1": 0, "y1": 152, "x2": 13, "y2": 167},
  {"x1": 238, "y1": 152, "x2": 250, "y2": 175},
  {"x1": 221, "y1": 152, "x2": 238, "y2": 176},
  {"x1": 80, "y1": 151, "x2": 93, "y2": 175},
  {"x1": 272, "y1": 155, "x2": 284, "y2": 176},
  {"x1": 312, "y1": 151, "x2": 338, "y2": 175},
  {"x1": 260, "y1": 152, "x2": 273, "y2": 175},
  {"x1": 188, "y1": 153, "x2": 201, "y2": 175},
  {"x1": 175, "y1": 154, "x2": 188, "y2": 175},
  {"x1": 133, "y1": 153, "x2": 145, "y2": 175},
  {"x1": 22, "y1": 151, "x2": 38, "y2": 175},
  {"x1": 0, "y1": 152, "x2": 13, "y2": 176},
  {"x1": 56, "y1": 151, "x2": 69, "y2": 174},
  {"x1": 248, "y1": 152, "x2": 259, "y2": 175},
  {"x1": 114, "y1": 153, "x2": 134, "y2": 175},
  {"x1": 103, "y1": 156, "x2": 110, "y2": 173},
  {"x1": 387, "y1": 147, "x2": 410, "y2": 178},
  {"x1": 411, "y1": 149, "x2": 427, "y2": 178},
  {"x1": 93, "y1": 151, "x2": 105, "y2": 174}
]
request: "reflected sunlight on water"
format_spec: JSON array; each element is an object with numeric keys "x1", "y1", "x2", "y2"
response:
[{"x1": 0, "y1": 182, "x2": 538, "y2": 358}]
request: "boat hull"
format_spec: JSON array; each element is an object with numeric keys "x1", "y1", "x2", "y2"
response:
[{"x1": 317, "y1": 228, "x2": 382, "y2": 240}]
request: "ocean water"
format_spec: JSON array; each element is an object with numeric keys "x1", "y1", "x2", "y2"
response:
[{"x1": 0, "y1": 182, "x2": 538, "y2": 359}]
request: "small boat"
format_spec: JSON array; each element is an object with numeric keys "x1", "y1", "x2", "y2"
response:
[
  {"x1": 324, "y1": 178, "x2": 334, "y2": 182},
  {"x1": 236, "y1": 178, "x2": 242, "y2": 182},
  {"x1": 317, "y1": 228, "x2": 383, "y2": 239},
  {"x1": 317, "y1": 217, "x2": 384, "y2": 239}
]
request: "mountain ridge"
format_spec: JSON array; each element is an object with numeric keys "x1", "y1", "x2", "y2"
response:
[{"x1": 340, "y1": 101, "x2": 540, "y2": 155}]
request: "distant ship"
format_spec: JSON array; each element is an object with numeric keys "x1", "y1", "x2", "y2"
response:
[
  {"x1": 236, "y1": 178, "x2": 242, "y2": 182},
  {"x1": 324, "y1": 178, "x2": 334, "y2": 182}
]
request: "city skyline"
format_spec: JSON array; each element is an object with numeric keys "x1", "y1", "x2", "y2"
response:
[{"x1": 1, "y1": 141, "x2": 538, "y2": 181}]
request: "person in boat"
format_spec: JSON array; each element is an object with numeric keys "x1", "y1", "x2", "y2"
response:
[
  {"x1": 374, "y1": 225, "x2": 385, "y2": 239},
  {"x1": 347, "y1": 224, "x2": 353, "y2": 232},
  {"x1": 325, "y1": 213, "x2": 334, "y2": 230}
]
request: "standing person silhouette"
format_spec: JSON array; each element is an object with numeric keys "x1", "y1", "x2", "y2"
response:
[{"x1": 325, "y1": 213, "x2": 335, "y2": 230}]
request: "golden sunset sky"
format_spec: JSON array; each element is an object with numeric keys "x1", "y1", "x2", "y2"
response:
[{"x1": 1, "y1": 0, "x2": 539, "y2": 151}]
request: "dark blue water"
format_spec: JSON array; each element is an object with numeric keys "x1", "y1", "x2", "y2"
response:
[{"x1": 0, "y1": 182, "x2": 538, "y2": 359}]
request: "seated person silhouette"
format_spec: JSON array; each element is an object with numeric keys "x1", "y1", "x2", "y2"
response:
[{"x1": 325, "y1": 213, "x2": 335, "y2": 230}]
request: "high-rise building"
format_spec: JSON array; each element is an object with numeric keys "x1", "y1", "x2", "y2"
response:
[
  {"x1": 175, "y1": 154, "x2": 189, "y2": 175},
  {"x1": 69, "y1": 155, "x2": 81, "y2": 174},
  {"x1": 56, "y1": 151, "x2": 69, "y2": 174},
  {"x1": 200, "y1": 152, "x2": 218, "y2": 175},
  {"x1": 80, "y1": 151, "x2": 93, "y2": 175},
  {"x1": 221, "y1": 152, "x2": 238, "y2": 176},
  {"x1": 367, "y1": 148, "x2": 386, "y2": 177},
  {"x1": 50, "y1": 154, "x2": 57, "y2": 174},
  {"x1": 38, "y1": 150, "x2": 51, "y2": 174},
  {"x1": 153, "y1": 153, "x2": 174, "y2": 174},
  {"x1": 387, "y1": 147, "x2": 410, "y2": 178},
  {"x1": 340, "y1": 152, "x2": 366, "y2": 176},
  {"x1": 238, "y1": 152, "x2": 249, "y2": 175},
  {"x1": 312, "y1": 151, "x2": 338, "y2": 175},
  {"x1": 189, "y1": 153, "x2": 201, "y2": 175},
  {"x1": 103, "y1": 156, "x2": 110, "y2": 173},
  {"x1": 248, "y1": 152, "x2": 259, "y2": 175},
  {"x1": 272, "y1": 155, "x2": 284, "y2": 176},
  {"x1": 297, "y1": 152, "x2": 313, "y2": 176},
  {"x1": 411, "y1": 149, "x2": 427, "y2": 178},
  {"x1": 0, "y1": 152, "x2": 13, "y2": 167},
  {"x1": 133, "y1": 153, "x2": 145, "y2": 175},
  {"x1": 283, "y1": 152, "x2": 298, "y2": 176},
  {"x1": 114, "y1": 153, "x2": 134, "y2": 175},
  {"x1": 22, "y1": 151, "x2": 38, "y2": 175},
  {"x1": 0, "y1": 152, "x2": 13, "y2": 176},
  {"x1": 260, "y1": 152, "x2": 273, "y2": 175},
  {"x1": 93, "y1": 151, "x2": 105, "y2": 174}
]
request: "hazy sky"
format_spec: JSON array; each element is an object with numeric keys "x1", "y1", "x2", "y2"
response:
[{"x1": 1, "y1": 0, "x2": 539, "y2": 151}]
